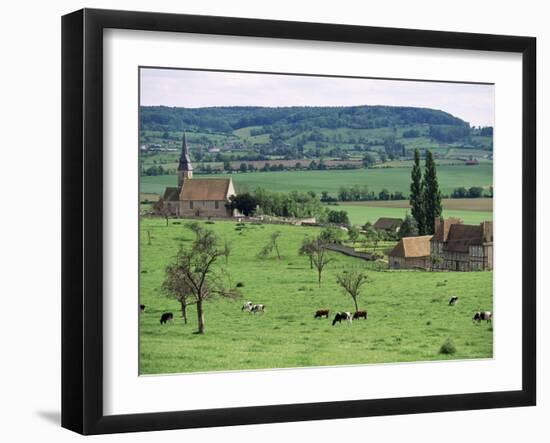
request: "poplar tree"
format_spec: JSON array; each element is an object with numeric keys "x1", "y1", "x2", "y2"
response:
[
  {"x1": 422, "y1": 150, "x2": 442, "y2": 234},
  {"x1": 409, "y1": 149, "x2": 425, "y2": 234}
]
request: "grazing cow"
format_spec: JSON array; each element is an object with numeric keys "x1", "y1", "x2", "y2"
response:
[
  {"x1": 140, "y1": 304, "x2": 146, "y2": 312},
  {"x1": 448, "y1": 296, "x2": 459, "y2": 306},
  {"x1": 332, "y1": 312, "x2": 353, "y2": 326},
  {"x1": 160, "y1": 312, "x2": 174, "y2": 324},
  {"x1": 251, "y1": 304, "x2": 265, "y2": 314},
  {"x1": 473, "y1": 311, "x2": 492, "y2": 323},
  {"x1": 241, "y1": 301, "x2": 253, "y2": 312},
  {"x1": 314, "y1": 309, "x2": 330, "y2": 319},
  {"x1": 353, "y1": 310, "x2": 368, "y2": 320}
]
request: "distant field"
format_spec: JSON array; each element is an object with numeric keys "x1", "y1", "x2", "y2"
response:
[
  {"x1": 140, "y1": 163, "x2": 493, "y2": 197},
  {"x1": 344, "y1": 198, "x2": 493, "y2": 212},
  {"x1": 335, "y1": 204, "x2": 493, "y2": 226},
  {"x1": 140, "y1": 218, "x2": 492, "y2": 374}
]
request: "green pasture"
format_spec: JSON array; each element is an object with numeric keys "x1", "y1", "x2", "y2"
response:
[
  {"x1": 335, "y1": 204, "x2": 493, "y2": 226},
  {"x1": 140, "y1": 163, "x2": 493, "y2": 197},
  {"x1": 139, "y1": 218, "x2": 493, "y2": 375}
]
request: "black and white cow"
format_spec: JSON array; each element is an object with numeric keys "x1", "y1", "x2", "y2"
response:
[
  {"x1": 160, "y1": 312, "x2": 174, "y2": 324},
  {"x1": 241, "y1": 301, "x2": 253, "y2": 312},
  {"x1": 448, "y1": 296, "x2": 459, "y2": 306},
  {"x1": 251, "y1": 304, "x2": 265, "y2": 314},
  {"x1": 332, "y1": 312, "x2": 353, "y2": 326},
  {"x1": 473, "y1": 311, "x2": 492, "y2": 323}
]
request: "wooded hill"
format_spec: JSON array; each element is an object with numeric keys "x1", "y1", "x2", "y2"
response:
[{"x1": 141, "y1": 105, "x2": 471, "y2": 135}]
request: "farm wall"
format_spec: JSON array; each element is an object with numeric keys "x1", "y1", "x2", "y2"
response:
[
  {"x1": 180, "y1": 200, "x2": 232, "y2": 217},
  {"x1": 388, "y1": 256, "x2": 430, "y2": 270}
]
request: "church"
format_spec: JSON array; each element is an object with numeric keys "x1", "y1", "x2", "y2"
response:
[{"x1": 162, "y1": 131, "x2": 236, "y2": 218}]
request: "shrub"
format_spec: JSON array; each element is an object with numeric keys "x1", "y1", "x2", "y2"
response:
[
  {"x1": 440, "y1": 338, "x2": 457, "y2": 354},
  {"x1": 236, "y1": 282, "x2": 244, "y2": 288}
]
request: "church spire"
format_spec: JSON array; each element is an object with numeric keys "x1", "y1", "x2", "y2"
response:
[{"x1": 178, "y1": 129, "x2": 193, "y2": 186}]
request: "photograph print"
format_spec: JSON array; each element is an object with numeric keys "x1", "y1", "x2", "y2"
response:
[{"x1": 139, "y1": 68, "x2": 494, "y2": 375}]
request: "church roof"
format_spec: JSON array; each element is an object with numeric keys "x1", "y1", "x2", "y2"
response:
[
  {"x1": 389, "y1": 235, "x2": 433, "y2": 258},
  {"x1": 179, "y1": 179, "x2": 232, "y2": 201},
  {"x1": 163, "y1": 187, "x2": 181, "y2": 202}
]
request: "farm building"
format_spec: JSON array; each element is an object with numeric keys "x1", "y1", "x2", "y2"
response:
[
  {"x1": 162, "y1": 131, "x2": 236, "y2": 218},
  {"x1": 430, "y1": 217, "x2": 493, "y2": 271},
  {"x1": 388, "y1": 235, "x2": 433, "y2": 270},
  {"x1": 373, "y1": 217, "x2": 403, "y2": 233}
]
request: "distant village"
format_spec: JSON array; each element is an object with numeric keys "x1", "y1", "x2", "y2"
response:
[{"x1": 153, "y1": 130, "x2": 493, "y2": 273}]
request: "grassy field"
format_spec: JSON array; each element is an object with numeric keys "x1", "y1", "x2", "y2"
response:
[
  {"x1": 348, "y1": 198, "x2": 493, "y2": 212},
  {"x1": 140, "y1": 163, "x2": 493, "y2": 197},
  {"x1": 139, "y1": 218, "x2": 493, "y2": 375},
  {"x1": 335, "y1": 204, "x2": 492, "y2": 226}
]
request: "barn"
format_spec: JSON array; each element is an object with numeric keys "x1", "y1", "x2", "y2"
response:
[
  {"x1": 430, "y1": 217, "x2": 493, "y2": 271},
  {"x1": 388, "y1": 235, "x2": 433, "y2": 269},
  {"x1": 373, "y1": 217, "x2": 403, "y2": 233}
]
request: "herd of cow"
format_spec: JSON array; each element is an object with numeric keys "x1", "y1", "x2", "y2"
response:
[
  {"x1": 446, "y1": 296, "x2": 493, "y2": 323},
  {"x1": 140, "y1": 297, "x2": 492, "y2": 326}
]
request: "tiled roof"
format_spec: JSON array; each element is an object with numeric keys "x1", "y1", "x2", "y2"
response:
[
  {"x1": 179, "y1": 179, "x2": 231, "y2": 201},
  {"x1": 389, "y1": 235, "x2": 433, "y2": 258}
]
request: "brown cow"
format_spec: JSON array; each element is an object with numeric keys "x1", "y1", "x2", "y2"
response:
[
  {"x1": 314, "y1": 309, "x2": 330, "y2": 319},
  {"x1": 353, "y1": 310, "x2": 368, "y2": 320}
]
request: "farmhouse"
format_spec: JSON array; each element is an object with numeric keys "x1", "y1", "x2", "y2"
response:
[
  {"x1": 430, "y1": 217, "x2": 493, "y2": 271},
  {"x1": 388, "y1": 235, "x2": 433, "y2": 270},
  {"x1": 162, "y1": 131, "x2": 236, "y2": 218},
  {"x1": 373, "y1": 217, "x2": 403, "y2": 233}
]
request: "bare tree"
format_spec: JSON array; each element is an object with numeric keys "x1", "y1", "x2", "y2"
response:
[
  {"x1": 258, "y1": 231, "x2": 282, "y2": 259},
  {"x1": 222, "y1": 236, "x2": 233, "y2": 265},
  {"x1": 298, "y1": 236, "x2": 316, "y2": 269},
  {"x1": 166, "y1": 227, "x2": 240, "y2": 334},
  {"x1": 153, "y1": 197, "x2": 170, "y2": 226},
  {"x1": 186, "y1": 221, "x2": 204, "y2": 239},
  {"x1": 162, "y1": 263, "x2": 195, "y2": 324},
  {"x1": 311, "y1": 239, "x2": 333, "y2": 287},
  {"x1": 336, "y1": 270, "x2": 368, "y2": 312}
]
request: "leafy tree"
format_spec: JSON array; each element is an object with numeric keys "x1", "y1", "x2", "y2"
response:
[
  {"x1": 378, "y1": 188, "x2": 390, "y2": 201},
  {"x1": 400, "y1": 213, "x2": 419, "y2": 238},
  {"x1": 239, "y1": 162, "x2": 248, "y2": 173},
  {"x1": 227, "y1": 193, "x2": 257, "y2": 216},
  {"x1": 319, "y1": 226, "x2": 344, "y2": 244},
  {"x1": 327, "y1": 210, "x2": 350, "y2": 225},
  {"x1": 410, "y1": 149, "x2": 425, "y2": 234},
  {"x1": 348, "y1": 226, "x2": 360, "y2": 243},
  {"x1": 467, "y1": 186, "x2": 484, "y2": 198},
  {"x1": 451, "y1": 187, "x2": 468, "y2": 198},
  {"x1": 165, "y1": 228, "x2": 239, "y2": 333},
  {"x1": 422, "y1": 150, "x2": 442, "y2": 234},
  {"x1": 336, "y1": 270, "x2": 368, "y2": 313}
]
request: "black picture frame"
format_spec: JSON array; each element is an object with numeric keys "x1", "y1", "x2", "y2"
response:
[{"x1": 61, "y1": 8, "x2": 536, "y2": 435}]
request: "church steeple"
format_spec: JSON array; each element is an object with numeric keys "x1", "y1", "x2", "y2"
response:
[{"x1": 178, "y1": 129, "x2": 193, "y2": 186}]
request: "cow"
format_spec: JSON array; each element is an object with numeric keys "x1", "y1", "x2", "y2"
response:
[
  {"x1": 251, "y1": 304, "x2": 265, "y2": 314},
  {"x1": 241, "y1": 301, "x2": 253, "y2": 312},
  {"x1": 314, "y1": 309, "x2": 330, "y2": 319},
  {"x1": 448, "y1": 296, "x2": 459, "y2": 306},
  {"x1": 473, "y1": 311, "x2": 492, "y2": 323},
  {"x1": 160, "y1": 312, "x2": 174, "y2": 324},
  {"x1": 332, "y1": 312, "x2": 353, "y2": 326},
  {"x1": 353, "y1": 310, "x2": 368, "y2": 320},
  {"x1": 140, "y1": 304, "x2": 146, "y2": 312}
]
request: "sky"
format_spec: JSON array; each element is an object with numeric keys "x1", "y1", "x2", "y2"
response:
[{"x1": 140, "y1": 68, "x2": 494, "y2": 127}]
